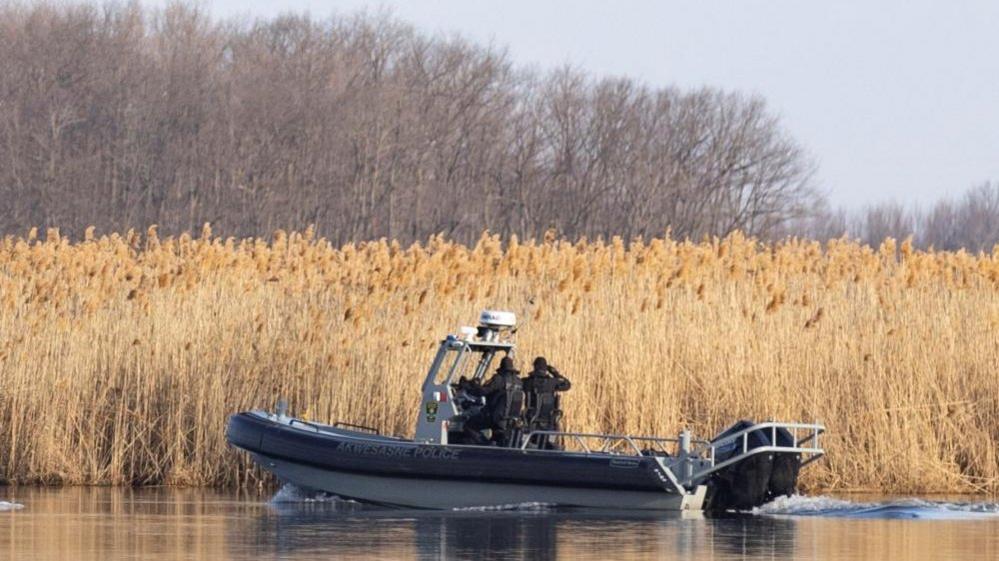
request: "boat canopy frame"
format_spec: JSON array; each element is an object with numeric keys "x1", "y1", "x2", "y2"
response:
[
  {"x1": 415, "y1": 334, "x2": 516, "y2": 444},
  {"x1": 422, "y1": 335, "x2": 515, "y2": 391}
]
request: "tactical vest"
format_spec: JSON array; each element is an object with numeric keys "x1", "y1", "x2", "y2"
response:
[{"x1": 491, "y1": 374, "x2": 525, "y2": 427}]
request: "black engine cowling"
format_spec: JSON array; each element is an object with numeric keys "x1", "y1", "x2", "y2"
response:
[
  {"x1": 768, "y1": 428, "x2": 801, "y2": 499},
  {"x1": 704, "y1": 420, "x2": 800, "y2": 510}
]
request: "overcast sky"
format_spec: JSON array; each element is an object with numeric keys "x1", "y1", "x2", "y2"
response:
[{"x1": 193, "y1": 0, "x2": 999, "y2": 209}]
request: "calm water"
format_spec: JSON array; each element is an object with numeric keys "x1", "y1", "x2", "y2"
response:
[{"x1": 2, "y1": 486, "x2": 998, "y2": 560}]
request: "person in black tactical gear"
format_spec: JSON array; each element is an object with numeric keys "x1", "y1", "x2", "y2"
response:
[
  {"x1": 481, "y1": 356, "x2": 526, "y2": 447},
  {"x1": 522, "y1": 356, "x2": 571, "y2": 449},
  {"x1": 451, "y1": 376, "x2": 492, "y2": 445},
  {"x1": 458, "y1": 356, "x2": 525, "y2": 447}
]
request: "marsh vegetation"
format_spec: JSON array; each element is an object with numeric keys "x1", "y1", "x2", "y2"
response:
[{"x1": 1, "y1": 228, "x2": 997, "y2": 493}]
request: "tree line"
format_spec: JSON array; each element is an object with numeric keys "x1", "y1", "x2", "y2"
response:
[
  {"x1": 0, "y1": 2, "x2": 818, "y2": 244},
  {"x1": 0, "y1": 2, "x2": 995, "y2": 250},
  {"x1": 794, "y1": 182, "x2": 999, "y2": 252}
]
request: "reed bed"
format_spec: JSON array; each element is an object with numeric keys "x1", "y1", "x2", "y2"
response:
[{"x1": 1, "y1": 227, "x2": 998, "y2": 494}]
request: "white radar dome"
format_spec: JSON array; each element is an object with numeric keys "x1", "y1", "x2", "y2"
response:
[{"x1": 479, "y1": 310, "x2": 517, "y2": 330}]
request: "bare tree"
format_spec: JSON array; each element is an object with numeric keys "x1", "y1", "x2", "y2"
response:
[
  {"x1": 796, "y1": 182, "x2": 999, "y2": 251},
  {"x1": 0, "y1": 2, "x2": 820, "y2": 243}
]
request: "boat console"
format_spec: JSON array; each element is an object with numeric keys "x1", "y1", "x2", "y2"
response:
[{"x1": 414, "y1": 310, "x2": 518, "y2": 445}]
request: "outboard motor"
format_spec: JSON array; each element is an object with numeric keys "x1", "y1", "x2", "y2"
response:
[
  {"x1": 704, "y1": 420, "x2": 802, "y2": 510},
  {"x1": 705, "y1": 420, "x2": 774, "y2": 510},
  {"x1": 768, "y1": 427, "x2": 801, "y2": 499}
]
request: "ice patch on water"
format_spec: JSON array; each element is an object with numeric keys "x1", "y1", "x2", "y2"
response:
[
  {"x1": 753, "y1": 495, "x2": 999, "y2": 520},
  {"x1": 269, "y1": 483, "x2": 357, "y2": 505},
  {"x1": 0, "y1": 501, "x2": 24, "y2": 511},
  {"x1": 452, "y1": 502, "x2": 554, "y2": 512}
]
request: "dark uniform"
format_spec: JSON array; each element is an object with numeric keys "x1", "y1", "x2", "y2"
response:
[
  {"x1": 452, "y1": 377, "x2": 492, "y2": 445},
  {"x1": 462, "y1": 356, "x2": 525, "y2": 447},
  {"x1": 522, "y1": 356, "x2": 571, "y2": 448}
]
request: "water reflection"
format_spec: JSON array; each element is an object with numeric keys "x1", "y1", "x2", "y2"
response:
[
  {"x1": 707, "y1": 515, "x2": 797, "y2": 559},
  {"x1": 1, "y1": 487, "x2": 998, "y2": 561},
  {"x1": 248, "y1": 500, "x2": 798, "y2": 560},
  {"x1": 422, "y1": 513, "x2": 559, "y2": 559}
]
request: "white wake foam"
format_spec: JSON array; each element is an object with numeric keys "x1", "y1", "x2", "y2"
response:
[
  {"x1": 0, "y1": 501, "x2": 24, "y2": 511},
  {"x1": 753, "y1": 495, "x2": 999, "y2": 520},
  {"x1": 269, "y1": 483, "x2": 357, "y2": 505},
  {"x1": 452, "y1": 502, "x2": 555, "y2": 512},
  {"x1": 270, "y1": 483, "x2": 552, "y2": 512}
]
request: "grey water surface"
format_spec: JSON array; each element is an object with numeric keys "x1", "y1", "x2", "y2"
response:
[{"x1": 1, "y1": 485, "x2": 998, "y2": 560}]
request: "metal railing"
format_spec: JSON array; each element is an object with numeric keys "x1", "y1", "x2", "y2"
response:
[
  {"x1": 684, "y1": 421, "x2": 825, "y2": 484},
  {"x1": 288, "y1": 418, "x2": 382, "y2": 435},
  {"x1": 518, "y1": 430, "x2": 708, "y2": 456},
  {"x1": 330, "y1": 421, "x2": 382, "y2": 434},
  {"x1": 518, "y1": 422, "x2": 825, "y2": 486}
]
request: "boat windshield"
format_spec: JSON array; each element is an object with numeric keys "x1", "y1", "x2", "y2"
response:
[
  {"x1": 429, "y1": 347, "x2": 464, "y2": 384},
  {"x1": 430, "y1": 344, "x2": 499, "y2": 386}
]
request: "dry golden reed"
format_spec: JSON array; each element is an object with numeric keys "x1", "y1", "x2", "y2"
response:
[{"x1": 1, "y1": 228, "x2": 998, "y2": 494}]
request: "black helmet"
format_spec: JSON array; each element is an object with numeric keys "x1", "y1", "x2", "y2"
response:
[
  {"x1": 532, "y1": 356, "x2": 548, "y2": 371},
  {"x1": 499, "y1": 356, "x2": 517, "y2": 373}
]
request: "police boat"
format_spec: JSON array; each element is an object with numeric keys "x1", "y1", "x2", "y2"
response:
[{"x1": 227, "y1": 310, "x2": 825, "y2": 511}]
